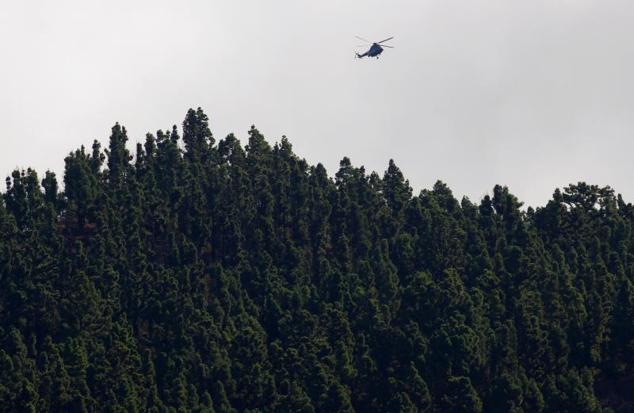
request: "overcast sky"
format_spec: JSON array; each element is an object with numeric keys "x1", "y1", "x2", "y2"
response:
[{"x1": 1, "y1": 0, "x2": 633, "y2": 207}]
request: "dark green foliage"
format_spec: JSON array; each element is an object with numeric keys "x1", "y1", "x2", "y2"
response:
[{"x1": 1, "y1": 108, "x2": 633, "y2": 412}]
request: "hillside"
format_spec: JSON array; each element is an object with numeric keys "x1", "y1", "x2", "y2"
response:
[{"x1": 1, "y1": 108, "x2": 633, "y2": 412}]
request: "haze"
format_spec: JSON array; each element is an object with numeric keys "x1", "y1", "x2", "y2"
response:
[{"x1": 1, "y1": 0, "x2": 633, "y2": 207}]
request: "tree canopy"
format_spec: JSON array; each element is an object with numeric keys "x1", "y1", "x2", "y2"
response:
[{"x1": 1, "y1": 108, "x2": 633, "y2": 412}]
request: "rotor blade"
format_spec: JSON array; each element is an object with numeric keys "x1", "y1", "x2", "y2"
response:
[
  {"x1": 381, "y1": 45, "x2": 394, "y2": 48},
  {"x1": 355, "y1": 36, "x2": 370, "y2": 43},
  {"x1": 378, "y1": 36, "x2": 394, "y2": 44}
]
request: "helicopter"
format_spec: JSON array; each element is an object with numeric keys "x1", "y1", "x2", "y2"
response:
[{"x1": 355, "y1": 36, "x2": 394, "y2": 59}]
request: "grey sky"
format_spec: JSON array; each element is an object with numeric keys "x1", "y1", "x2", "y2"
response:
[{"x1": 1, "y1": 0, "x2": 633, "y2": 207}]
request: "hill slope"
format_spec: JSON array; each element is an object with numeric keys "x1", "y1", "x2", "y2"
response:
[{"x1": 1, "y1": 108, "x2": 633, "y2": 412}]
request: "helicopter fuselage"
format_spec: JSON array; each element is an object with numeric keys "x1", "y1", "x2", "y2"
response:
[{"x1": 357, "y1": 43, "x2": 383, "y2": 58}]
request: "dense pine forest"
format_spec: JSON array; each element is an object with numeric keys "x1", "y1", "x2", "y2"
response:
[{"x1": 2, "y1": 108, "x2": 634, "y2": 412}]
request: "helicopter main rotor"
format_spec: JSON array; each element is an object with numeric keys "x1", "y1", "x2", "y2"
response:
[{"x1": 355, "y1": 35, "x2": 395, "y2": 48}]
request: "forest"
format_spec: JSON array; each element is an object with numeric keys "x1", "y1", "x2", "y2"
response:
[{"x1": 1, "y1": 108, "x2": 634, "y2": 412}]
